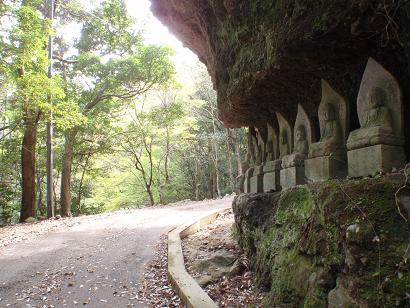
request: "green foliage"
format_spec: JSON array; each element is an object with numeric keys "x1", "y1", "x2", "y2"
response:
[
  {"x1": 77, "y1": 0, "x2": 139, "y2": 55},
  {"x1": 0, "y1": 0, "x2": 242, "y2": 220},
  {"x1": 235, "y1": 178, "x2": 410, "y2": 307},
  {"x1": 0, "y1": 181, "x2": 18, "y2": 225}
]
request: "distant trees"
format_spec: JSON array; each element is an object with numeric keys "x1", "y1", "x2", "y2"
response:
[
  {"x1": 57, "y1": 0, "x2": 174, "y2": 216},
  {"x1": 0, "y1": 0, "x2": 175, "y2": 223},
  {"x1": 0, "y1": 1, "x2": 76, "y2": 222},
  {"x1": 0, "y1": 1, "x2": 245, "y2": 224},
  {"x1": 185, "y1": 68, "x2": 246, "y2": 199}
]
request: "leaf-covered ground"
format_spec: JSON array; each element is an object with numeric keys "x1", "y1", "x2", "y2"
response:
[
  {"x1": 0, "y1": 199, "x2": 232, "y2": 308},
  {"x1": 182, "y1": 210, "x2": 265, "y2": 307},
  {"x1": 138, "y1": 209, "x2": 264, "y2": 307}
]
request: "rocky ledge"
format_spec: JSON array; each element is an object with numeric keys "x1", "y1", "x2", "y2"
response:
[
  {"x1": 151, "y1": 0, "x2": 410, "y2": 151},
  {"x1": 232, "y1": 175, "x2": 410, "y2": 307}
]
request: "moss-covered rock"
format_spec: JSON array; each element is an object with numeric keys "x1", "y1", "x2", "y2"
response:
[{"x1": 232, "y1": 175, "x2": 410, "y2": 307}]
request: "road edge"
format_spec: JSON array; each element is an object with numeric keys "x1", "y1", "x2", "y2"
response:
[{"x1": 167, "y1": 207, "x2": 231, "y2": 308}]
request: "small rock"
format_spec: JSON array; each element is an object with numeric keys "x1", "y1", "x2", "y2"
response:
[
  {"x1": 228, "y1": 259, "x2": 246, "y2": 277},
  {"x1": 346, "y1": 223, "x2": 372, "y2": 244},
  {"x1": 197, "y1": 275, "x2": 215, "y2": 287},
  {"x1": 328, "y1": 280, "x2": 358, "y2": 308},
  {"x1": 24, "y1": 217, "x2": 37, "y2": 223}
]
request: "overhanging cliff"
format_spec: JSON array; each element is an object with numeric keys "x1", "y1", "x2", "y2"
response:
[{"x1": 151, "y1": 0, "x2": 410, "y2": 149}]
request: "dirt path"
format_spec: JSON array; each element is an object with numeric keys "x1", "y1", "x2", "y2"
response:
[{"x1": 0, "y1": 198, "x2": 232, "y2": 308}]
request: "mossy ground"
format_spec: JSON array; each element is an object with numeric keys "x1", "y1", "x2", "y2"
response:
[{"x1": 233, "y1": 175, "x2": 410, "y2": 307}]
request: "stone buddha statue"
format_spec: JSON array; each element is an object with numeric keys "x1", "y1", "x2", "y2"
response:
[
  {"x1": 346, "y1": 58, "x2": 405, "y2": 177},
  {"x1": 253, "y1": 133, "x2": 262, "y2": 165},
  {"x1": 347, "y1": 86, "x2": 395, "y2": 150},
  {"x1": 279, "y1": 130, "x2": 290, "y2": 159},
  {"x1": 310, "y1": 103, "x2": 343, "y2": 157},
  {"x1": 266, "y1": 140, "x2": 275, "y2": 162},
  {"x1": 282, "y1": 125, "x2": 308, "y2": 168}
]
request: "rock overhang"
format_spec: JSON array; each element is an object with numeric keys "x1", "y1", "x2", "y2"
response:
[{"x1": 150, "y1": 0, "x2": 410, "y2": 153}]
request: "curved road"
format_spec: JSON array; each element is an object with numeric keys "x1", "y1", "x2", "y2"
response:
[{"x1": 0, "y1": 198, "x2": 232, "y2": 308}]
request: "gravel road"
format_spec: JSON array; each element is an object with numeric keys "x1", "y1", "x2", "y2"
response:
[{"x1": 0, "y1": 198, "x2": 232, "y2": 308}]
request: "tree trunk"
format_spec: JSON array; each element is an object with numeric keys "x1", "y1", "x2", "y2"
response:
[
  {"x1": 36, "y1": 169, "x2": 43, "y2": 214},
  {"x1": 76, "y1": 154, "x2": 89, "y2": 216},
  {"x1": 60, "y1": 131, "x2": 76, "y2": 217},
  {"x1": 20, "y1": 121, "x2": 38, "y2": 222},
  {"x1": 208, "y1": 143, "x2": 214, "y2": 198},
  {"x1": 211, "y1": 116, "x2": 221, "y2": 197},
  {"x1": 146, "y1": 185, "x2": 155, "y2": 206},
  {"x1": 159, "y1": 184, "x2": 165, "y2": 205},
  {"x1": 164, "y1": 127, "x2": 170, "y2": 183},
  {"x1": 225, "y1": 128, "x2": 235, "y2": 192},
  {"x1": 194, "y1": 152, "x2": 200, "y2": 201},
  {"x1": 234, "y1": 131, "x2": 243, "y2": 175}
]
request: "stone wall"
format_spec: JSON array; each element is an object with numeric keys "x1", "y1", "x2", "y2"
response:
[{"x1": 233, "y1": 176, "x2": 410, "y2": 307}]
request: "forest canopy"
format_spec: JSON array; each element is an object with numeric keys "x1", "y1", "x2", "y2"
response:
[{"x1": 0, "y1": 0, "x2": 245, "y2": 224}]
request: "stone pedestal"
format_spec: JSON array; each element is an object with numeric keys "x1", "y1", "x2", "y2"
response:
[
  {"x1": 280, "y1": 166, "x2": 306, "y2": 189},
  {"x1": 244, "y1": 168, "x2": 254, "y2": 193},
  {"x1": 263, "y1": 160, "x2": 281, "y2": 192},
  {"x1": 236, "y1": 174, "x2": 245, "y2": 194},
  {"x1": 250, "y1": 166, "x2": 264, "y2": 193},
  {"x1": 348, "y1": 144, "x2": 406, "y2": 177},
  {"x1": 305, "y1": 154, "x2": 347, "y2": 182}
]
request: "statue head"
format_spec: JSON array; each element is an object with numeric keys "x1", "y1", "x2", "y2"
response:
[
  {"x1": 368, "y1": 87, "x2": 385, "y2": 108},
  {"x1": 323, "y1": 103, "x2": 336, "y2": 121},
  {"x1": 295, "y1": 125, "x2": 306, "y2": 141}
]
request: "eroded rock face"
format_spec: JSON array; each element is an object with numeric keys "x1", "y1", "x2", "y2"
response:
[
  {"x1": 232, "y1": 176, "x2": 410, "y2": 307},
  {"x1": 151, "y1": 0, "x2": 410, "y2": 153}
]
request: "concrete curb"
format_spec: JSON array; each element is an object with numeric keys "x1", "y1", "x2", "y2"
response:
[{"x1": 168, "y1": 208, "x2": 230, "y2": 308}]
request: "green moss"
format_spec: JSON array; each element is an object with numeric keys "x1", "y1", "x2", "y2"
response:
[
  {"x1": 304, "y1": 295, "x2": 326, "y2": 308},
  {"x1": 233, "y1": 176, "x2": 410, "y2": 307},
  {"x1": 277, "y1": 187, "x2": 315, "y2": 223}
]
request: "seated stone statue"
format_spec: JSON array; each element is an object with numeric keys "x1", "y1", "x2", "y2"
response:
[
  {"x1": 310, "y1": 103, "x2": 343, "y2": 157},
  {"x1": 348, "y1": 87, "x2": 398, "y2": 149},
  {"x1": 266, "y1": 140, "x2": 275, "y2": 162},
  {"x1": 279, "y1": 130, "x2": 290, "y2": 159},
  {"x1": 282, "y1": 125, "x2": 308, "y2": 168},
  {"x1": 252, "y1": 134, "x2": 262, "y2": 165}
]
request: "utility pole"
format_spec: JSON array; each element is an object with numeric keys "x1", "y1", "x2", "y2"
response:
[{"x1": 46, "y1": 0, "x2": 55, "y2": 218}]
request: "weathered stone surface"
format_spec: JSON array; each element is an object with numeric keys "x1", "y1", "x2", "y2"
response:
[
  {"x1": 243, "y1": 167, "x2": 254, "y2": 193},
  {"x1": 328, "y1": 281, "x2": 358, "y2": 308},
  {"x1": 197, "y1": 275, "x2": 215, "y2": 288},
  {"x1": 24, "y1": 217, "x2": 37, "y2": 223},
  {"x1": 228, "y1": 259, "x2": 247, "y2": 277},
  {"x1": 281, "y1": 104, "x2": 314, "y2": 169},
  {"x1": 250, "y1": 173, "x2": 263, "y2": 193},
  {"x1": 280, "y1": 165, "x2": 306, "y2": 189},
  {"x1": 263, "y1": 160, "x2": 281, "y2": 192},
  {"x1": 276, "y1": 112, "x2": 292, "y2": 161},
  {"x1": 305, "y1": 154, "x2": 347, "y2": 182},
  {"x1": 263, "y1": 171, "x2": 280, "y2": 192},
  {"x1": 347, "y1": 58, "x2": 405, "y2": 150},
  {"x1": 235, "y1": 174, "x2": 244, "y2": 194},
  {"x1": 310, "y1": 80, "x2": 349, "y2": 159},
  {"x1": 151, "y1": 1, "x2": 410, "y2": 159},
  {"x1": 348, "y1": 144, "x2": 406, "y2": 177},
  {"x1": 232, "y1": 177, "x2": 410, "y2": 307},
  {"x1": 265, "y1": 123, "x2": 279, "y2": 162},
  {"x1": 395, "y1": 164, "x2": 410, "y2": 221}
]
